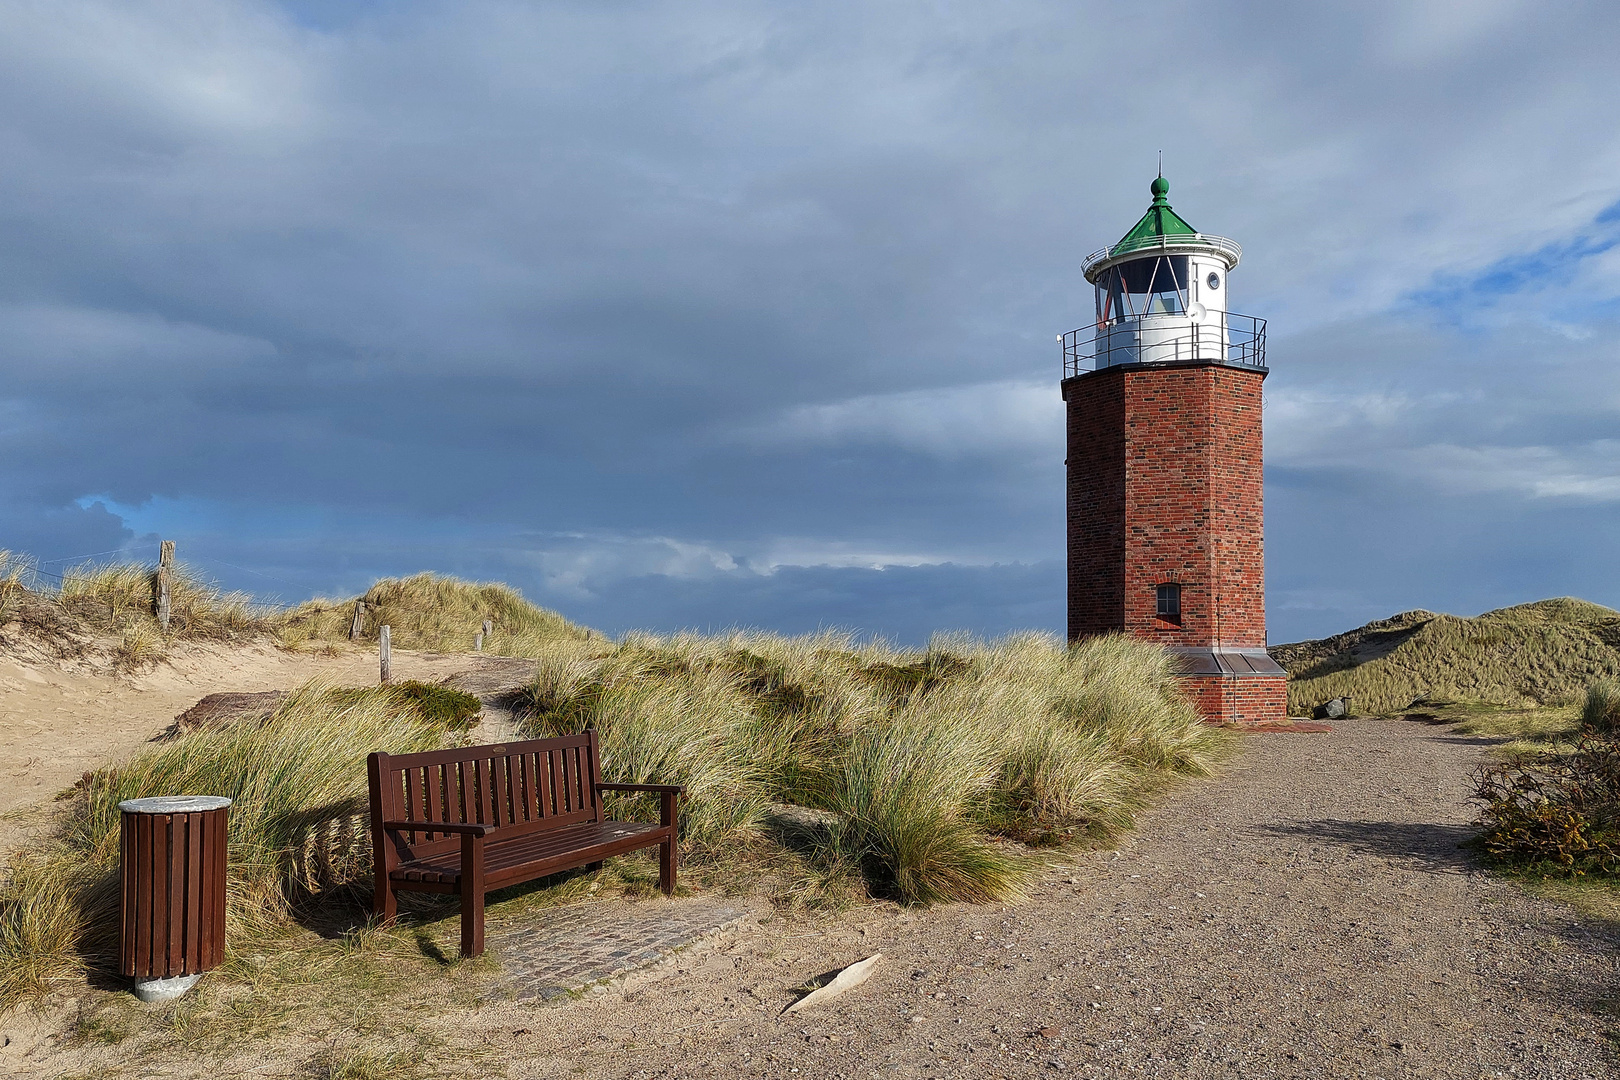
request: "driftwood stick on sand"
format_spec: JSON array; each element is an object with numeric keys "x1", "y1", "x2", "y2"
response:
[{"x1": 782, "y1": 953, "x2": 882, "y2": 1015}]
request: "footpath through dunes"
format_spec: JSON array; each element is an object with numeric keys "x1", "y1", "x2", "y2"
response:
[{"x1": 443, "y1": 718, "x2": 1618, "y2": 1080}]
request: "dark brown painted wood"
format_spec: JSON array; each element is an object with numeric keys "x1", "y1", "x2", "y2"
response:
[
  {"x1": 587, "y1": 738, "x2": 603, "y2": 820},
  {"x1": 367, "y1": 732, "x2": 683, "y2": 958},
  {"x1": 458, "y1": 759, "x2": 473, "y2": 824},
  {"x1": 367, "y1": 751, "x2": 397, "y2": 923},
  {"x1": 543, "y1": 748, "x2": 559, "y2": 818},
  {"x1": 489, "y1": 753, "x2": 509, "y2": 828},
  {"x1": 119, "y1": 803, "x2": 230, "y2": 979},
  {"x1": 185, "y1": 812, "x2": 202, "y2": 972},
  {"x1": 404, "y1": 766, "x2": 423, "y2": 842},
  {"x1": 135, "y1": 813, "x2": 152, "y2": 974}
]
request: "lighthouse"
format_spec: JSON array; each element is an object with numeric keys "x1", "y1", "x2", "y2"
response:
[{"x1": 1061, "y1": 176, "x2": 1286, "y2": 725}]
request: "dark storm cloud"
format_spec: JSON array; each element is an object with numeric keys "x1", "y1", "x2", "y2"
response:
[{"x1": 2, "y1": 1, "x2": 1619, "y2": 643}]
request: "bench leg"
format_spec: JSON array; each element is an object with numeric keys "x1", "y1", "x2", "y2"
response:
[
  {"x1": 460, "y1": 833, "x2": 486, "y2": 958},
  {"x1": 373, "y1": 874, "x2": 397, "y2": 924},
  {"x1": 659, "y1": 835, "x2": 677, "y2": 896},
  {"x1": 585, "y1": 861, "x2": 604, "y2": 872}
]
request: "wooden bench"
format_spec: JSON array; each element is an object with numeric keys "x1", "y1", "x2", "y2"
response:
[{"x1": 366, "y1": 731, "x2": 681, "y2": 957}]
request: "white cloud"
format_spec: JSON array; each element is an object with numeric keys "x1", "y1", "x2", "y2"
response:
[
  {"x1": 740, "y1": 380, "x2": 1061, "y2": 460},
  {"x1": 1410, "y1": 442, "x2": 1620, "y2": 503}
]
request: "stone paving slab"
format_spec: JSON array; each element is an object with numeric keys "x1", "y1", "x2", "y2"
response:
[{"x1": 488, "y1": 901, "x2": 746, "y2": 1003}]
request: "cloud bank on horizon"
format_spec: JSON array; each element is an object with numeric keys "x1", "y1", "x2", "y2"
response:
[{"x1": 1, "y1": 0, "x2": 1618, "y2": 644}]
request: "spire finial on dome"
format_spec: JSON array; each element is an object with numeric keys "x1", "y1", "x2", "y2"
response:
[{"x1": 1150, "y1": 174, "x2": 1170, "y2": 204}]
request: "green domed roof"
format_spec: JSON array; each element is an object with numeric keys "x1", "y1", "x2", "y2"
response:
[{"x1": 1113, "y1": 175, "x2": 1196, "y2": 253}]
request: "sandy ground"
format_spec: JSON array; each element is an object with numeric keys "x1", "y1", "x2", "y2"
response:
[
  {"x1": 0, "y1": 640, "x2": 496, "y2": 854},
  {"x1": 2, "y1": 643, "x2": 1616, "y2": 1078},
  {"x1": 445, "y1": 718, "x2": 1616, "y2": 1079}
]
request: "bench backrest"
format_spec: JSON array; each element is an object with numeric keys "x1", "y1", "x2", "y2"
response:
[{"x1": 367, "y1": 731, "x2": 603, "y2": 865}]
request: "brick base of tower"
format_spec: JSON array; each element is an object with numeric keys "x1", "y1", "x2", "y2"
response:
[
  {"x1": 1178, "y1": 673, "x2": 1287, "y2": 726},
  {"x1": 1064, "y1": 359, "x2": 1285, "y2": 726}
]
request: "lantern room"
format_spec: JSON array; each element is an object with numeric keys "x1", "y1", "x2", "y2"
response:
[{"x1": 1062, "y1": 176, "x2": 1263, "y2": 374}]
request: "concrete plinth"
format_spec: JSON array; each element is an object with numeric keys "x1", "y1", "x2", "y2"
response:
[{"x1": 133, "y1": 973, "x2": 202, "y2": 1003}]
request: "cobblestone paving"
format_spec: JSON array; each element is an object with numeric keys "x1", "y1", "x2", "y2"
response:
[{"x1": 489, "y1": 901, "x2": 745, "y2": 1003}]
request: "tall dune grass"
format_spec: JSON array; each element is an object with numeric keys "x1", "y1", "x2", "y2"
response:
[
  {"x1": 0, "y1": 551, "x2": 24, "y2": 623},
  {"x1": 2, "y1": 568, "x2": 1228, "y2": 1011},
  {"x1": 58, "y1": 561, "x2": 265, "y2": 641},
  {"x1": 516, "y1": 629, "x2": 1225, "y2": 905},
  {"x1": 280, "y1": 572, "x2": 597, "y2": 654},
  {"x1": 1281, "y1": 599, "x2": 1620, "y2": 716},
  {"x1": 0, "y1": 685, "x2": 446, "y2": 1011}
]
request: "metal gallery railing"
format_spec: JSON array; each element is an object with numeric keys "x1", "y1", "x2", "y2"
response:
[{"x1": 1061, "y1": 311, "x2": 1267, "y2": 379}]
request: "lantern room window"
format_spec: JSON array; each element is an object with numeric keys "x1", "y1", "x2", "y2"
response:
[
  {"x1": 1156, "y1": 583, "x2": 1182, "y2": 621},
  {"x1": 1096, "y1": 255, "x2": 1190, "y2": 325}
]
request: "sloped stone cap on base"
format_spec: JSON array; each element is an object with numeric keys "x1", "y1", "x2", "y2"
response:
[{"x1": 1167, "y1": 647, "x2": 1287, "y2": 677}]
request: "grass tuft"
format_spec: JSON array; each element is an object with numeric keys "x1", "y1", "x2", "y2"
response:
[
  {"x1": 58, "y1": 561, "x2": 265, "y2": 641},
  {"x1": 1584, "y1": 679, "x2": 1620, "y2": 735}
]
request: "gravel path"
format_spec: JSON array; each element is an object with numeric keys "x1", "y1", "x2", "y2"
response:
[{"x1": 456, "y1": 718, "x2": 1618, "y2": 1079}]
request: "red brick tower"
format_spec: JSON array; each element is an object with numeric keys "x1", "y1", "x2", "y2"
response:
[{"x1": 1061, "y1": 177, "x2": 1286, "y2": 725}]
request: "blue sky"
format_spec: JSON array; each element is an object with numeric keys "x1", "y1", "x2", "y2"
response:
[{"x1": 2, "y1": 1, "x2": 1619, "y2": 645}]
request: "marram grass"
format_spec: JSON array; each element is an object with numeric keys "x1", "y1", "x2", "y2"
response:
[
  {"x1": 1280, "y1": 598, "x2": 1620, "y2": 717},
  {"x1": 516, "y1": 629, "x2": 1226, "y2": 906},
  {"x1": 57, "y1": 561, "x2": 265, "y2": 643},
  {"x1": 280, "y1": 572, "x2": 597, "y2": 654},
  {"x1": 1, "y1": 569, "x2": 1227, "y2": 1012},
  {"x1": 0, "y1": 684, "x2": 446, "y2": 1011}
]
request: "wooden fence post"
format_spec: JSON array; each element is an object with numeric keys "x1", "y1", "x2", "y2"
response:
[
  {"x1": 475, "y1": 619, "x2": 492, "y2": 653},
  {"x1": 349, "y1": 601, "x2": 367, "y2": 641},
  {"x1": 156, "y1": 541, "x2": 175, "y2": 632},
  {"x1": 379, "y1": 625, "x2": 392, "y2": 685}
]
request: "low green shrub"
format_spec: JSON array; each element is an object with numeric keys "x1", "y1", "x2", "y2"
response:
[
  {"x1": 386, "y1": 681, "x2": 482, "y2": 730},
  {"x1": 1473, "y1": 730, "x2": 1620, "y2": 876}
]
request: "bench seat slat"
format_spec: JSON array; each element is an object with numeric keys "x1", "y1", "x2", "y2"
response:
[{"x1": 389, "y1": 819, "x2": 667, "y2": 887}]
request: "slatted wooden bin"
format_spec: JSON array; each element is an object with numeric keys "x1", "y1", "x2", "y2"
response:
[{"x1": 119, "y1": 796, "x2": 231, "y2": 984}]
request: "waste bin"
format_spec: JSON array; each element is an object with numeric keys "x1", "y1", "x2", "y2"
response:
[{"x1": 119, "y1": 795, "x2": 231, "y2": 1002}]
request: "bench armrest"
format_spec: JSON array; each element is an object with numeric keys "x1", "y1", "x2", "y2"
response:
[
  {"x1": 381, "y1": 820, "x2": 494, "y2": 837},
  {"x1": 596, "y1": 783, "x2": 681, "y2": 830}
]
